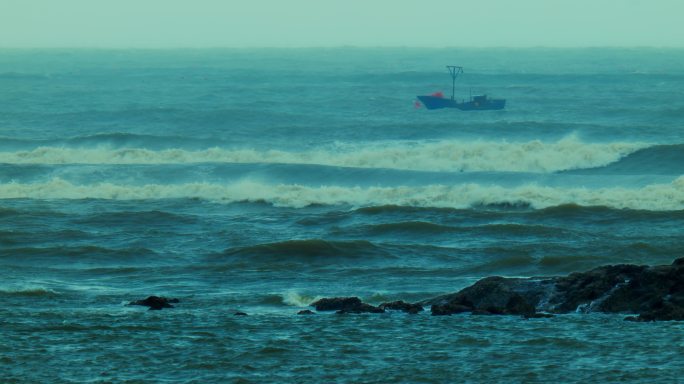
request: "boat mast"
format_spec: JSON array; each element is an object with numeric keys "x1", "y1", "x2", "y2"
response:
[{"x1": 446, "y1": 66, "x2": 463, "y2": 101}]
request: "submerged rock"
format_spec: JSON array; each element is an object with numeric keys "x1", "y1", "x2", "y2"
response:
[
  {"x1": 311, "y1": 297, "x2": 384, "y2": 314},
  {"x1": 297, "y1": 310, "x2": 315, "y2": 315},
  {"x1": 424, "y1": 258, "x2": 684, "y2": 321},
  {"x1": 128, "y1": 296, "x2": 179, "y2": 310}
]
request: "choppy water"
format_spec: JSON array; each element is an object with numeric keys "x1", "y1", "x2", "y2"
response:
[{"x1": 2, "y1": 48, "x2": 684, "y2": 383}]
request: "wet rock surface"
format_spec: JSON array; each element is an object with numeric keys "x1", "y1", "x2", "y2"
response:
[
  {"x1": 310, "y1": 297, "x2": 384, "y2": 314},
  {"x1": 310, "y1": 297, "x2": 362, "y2": 311},
  {"x1": 311, "y1": 297, "x2": 362, "y2": 311},
  {"x1": 378, "y1": 300, "x2": 424, "y2": 314},
  {"x1": 426, "y1": 276, "x2": 546, "y2": 316},
  {"x1": 424, "y1": 258, "x2": 684, "y2": 321},
  {"x1": 336, "y1": 303, "x2": 385, "y2": 314},
  {"x1": 128, "y1": 296, "x2": 179, "y2": 310}
]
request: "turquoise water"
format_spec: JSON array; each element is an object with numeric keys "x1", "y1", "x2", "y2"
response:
[{"x1": 1, "y1": 48, "x2": 684, "y2": 383}]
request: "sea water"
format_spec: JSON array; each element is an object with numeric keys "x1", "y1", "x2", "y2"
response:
[{"x1": 1, "y1": 48, "x2": 684, "y2": 383}]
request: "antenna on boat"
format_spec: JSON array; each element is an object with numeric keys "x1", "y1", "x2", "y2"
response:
[{"x1": 446, "y1": 66, "x2": 463, "y2": 101}]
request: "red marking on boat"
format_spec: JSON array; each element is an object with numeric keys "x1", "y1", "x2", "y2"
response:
[{"x1": 431, "y1": 91, "x2": 444, "y2": 98}]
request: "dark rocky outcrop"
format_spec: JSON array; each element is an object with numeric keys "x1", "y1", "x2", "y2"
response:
[
  {"x1": 378, "y1": 300, "x2": 424, "y2": 314},
  {"x1": 424, "y1": 258, "x2": 684, "y2": 321},
  {"x1": 310, "y1": 297, "x2": 384, "y2": 314},
  {"x1": 336, "y1": 303, "x2": 385, "y2": 314},
  {"x1": 624, "y1": 302, "x2": 684, "y2": 322},
  {"x1": 311, "y1": 297, "x2": 363, "y2": 311},
  {"x1": 126, "y1": 259, "x2": 682, "y2": 321},
  {"x1": 430, "y1": 302, "x2": 472, "y2": 316},
  {"x1": 551, "y1": 264, "x2": 647, "y2": 313},
  {"x1": 427, "y1": 277, "x2": 549, "y2": 316},
  {"x1": 128, "y1": 296, "x2": 179, "y2": 310}
]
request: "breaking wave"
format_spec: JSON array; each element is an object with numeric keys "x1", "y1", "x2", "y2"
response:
[
  {"x1": 563, "y1": 144, "x2": 684, "y2": 175},
  {"x1": 2, "y1": 177, "x2": 684, "y2": 211},
  {"x1": 0, "y1": 136, "x2": 645, "y2": 173},
  {"x1": 0, "y1": 287, "x2": 60, "y2": 297}
]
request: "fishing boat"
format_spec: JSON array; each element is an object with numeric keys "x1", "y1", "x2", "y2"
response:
[{"x1": 417, "y1": 66, "x2": 505, "y2": 110}]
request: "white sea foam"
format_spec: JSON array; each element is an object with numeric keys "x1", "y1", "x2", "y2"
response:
[
  {"x1": 0, "y1": 136, "x2": 646, "y2": 173},
  {"x1": 2, "y1": 177, "x2": 683, "y2": 211},
  {"x1": 281, "y1": 291, "x2": 321, "y2": 307}
]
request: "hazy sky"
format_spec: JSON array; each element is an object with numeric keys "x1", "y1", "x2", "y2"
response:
[{"x1": 1, "y1": 0, "x2": 682, "y2": 48}]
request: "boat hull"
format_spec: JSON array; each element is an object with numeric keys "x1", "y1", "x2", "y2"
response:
[
  {"x1": 417, "y1": 95, "x2": 506, "y2": 111},
  {"x1": 458, "y1": 99, "x2": 506, "y2": 111},
  {"x1": 416, "y1": 96, "x2": 458, "y2": 110}
]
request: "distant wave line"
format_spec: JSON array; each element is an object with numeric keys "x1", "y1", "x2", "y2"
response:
[
  {"x1": 0, "y1": 136, "x2": 647, "y2": 173},
  {"x1": 1, "y1": 177, "x2": 683, "y2": 211}
]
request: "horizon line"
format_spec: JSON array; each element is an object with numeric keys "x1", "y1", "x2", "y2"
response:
[{"x1": 1, "y1": 45, "x2": 683, "y2": 50}]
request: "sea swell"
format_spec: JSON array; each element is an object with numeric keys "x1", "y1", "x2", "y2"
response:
[
  {"x1": 214, "y1": 239, "x2": 392, "y2": 264},
  {"x1": 337, "y1": 221, "x2": 568, "y2": 238},
  {"x1": 0, "y1": 245, "x2": 158, "y2": 264}
]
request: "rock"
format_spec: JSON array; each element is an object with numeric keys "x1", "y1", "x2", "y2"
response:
[
  {"x1": 297, "y1": 310, "x2": 315, "y2": 315},
  {"x1": 623, "y1": 301, "x2": 684, "y2": 322},
  {"x1": 311, "y1": 297, "x2": 363, "y2": 311},
  {"x1": 504, "y1": 293, "x2": 536, "y2": 316},
  {"x1": 128, "y1": 296, "x2": 179, "y2": 310},
  {"x1": 601, "y1": 264, "x2": 684, "y2": 315},
  {"x1": 425, "y1": 276, "x2": 544, "y2": 316},
  {"x1": 311, "y1": 297, "x2": 384, "y2": 314},
  {"x1": 563, "y1": 258, "x2": 684, "y2": 321},
  {"x1": 423, "y1": 258, "x2": 684, "y2": 321},
  {"x1": 550, "y1": 264, "x2": 647, "y2": 313},
  {"x1": 336, "y1": 303, "x2": 385, "y2": 314},
  {"x1": 234, "y1": 312, "x2": 248, "y2": 316},
  {"x1": 471, "y1": 309, "x2": 498, "y2": 316},
  {"x1": 378, "y1": 301, "x2": 424, "y2": 314},
  {"x1": 430, "y1": 303, "x2": 472, "y2": 316}
]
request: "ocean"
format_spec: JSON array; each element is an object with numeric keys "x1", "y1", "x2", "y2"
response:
[{"x1": 1, "y1": 48, "x2": 683, "y2": 383}]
